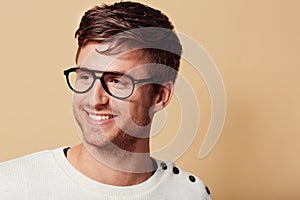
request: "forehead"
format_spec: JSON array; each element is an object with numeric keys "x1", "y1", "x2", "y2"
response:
[{"x1": 77, "y1": 42, "x2": 149, "y2": 75}]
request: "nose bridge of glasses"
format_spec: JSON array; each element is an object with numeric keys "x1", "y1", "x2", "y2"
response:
[{"x1": 92, "y1": 73, "x2": 112, "y2": 97}]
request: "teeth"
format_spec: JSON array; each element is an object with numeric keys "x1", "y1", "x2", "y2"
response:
[{"x1": 89, "y1": 114, "x2": 113, "y2": 121}]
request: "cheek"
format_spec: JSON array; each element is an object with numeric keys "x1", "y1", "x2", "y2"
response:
[
  {"x1": 129, "y1": 105, "x2": 151, "y2": 126},
  {"x1": 72, "y1": 95, "x2": 80, "y2": 106},
  {"x1": 73, "y1": 92, "x2": 88, "y2": 102},
  {"x1": 128, "y1": 98, "x2": 154, "y2": 126},
  {"x1": 72, "y1": 94, "x2": 86, "y2": 109}
]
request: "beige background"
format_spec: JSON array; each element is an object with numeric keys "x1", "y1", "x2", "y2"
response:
[{"x1": 1, "y1": 0, "x2": 299, "y2": 199}]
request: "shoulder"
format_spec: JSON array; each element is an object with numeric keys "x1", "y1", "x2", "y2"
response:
[
  {"x1": 155, "y1": 161, "x2": 212, "y2": 199},
  {"x1": 0, "y1": 149, "x2": 55, "y2": 169},
  {"x1": 0, "y1": 147, "x2": 65, "y2": 179},
  {"x1": 0, "y1": 148, "x2": 66, "y2": 197}
]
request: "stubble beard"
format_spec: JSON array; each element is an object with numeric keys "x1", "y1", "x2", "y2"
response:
[{"x1": 73, "y1": 105, "x2": 139, "y2": 159}]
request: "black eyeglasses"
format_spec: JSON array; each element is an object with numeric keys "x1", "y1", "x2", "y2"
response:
[{"x1": 63, "y1": 67, "x2": 158, "y2": 99}]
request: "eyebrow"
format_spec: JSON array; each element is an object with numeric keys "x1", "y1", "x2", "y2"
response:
[{"x1": 78, "y1": 65, "x2": 129, "y2": 74}]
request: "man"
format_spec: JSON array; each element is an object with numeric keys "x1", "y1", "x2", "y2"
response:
[{"x1": 0, "y1": 1, "x2": 212, "y2": 199}]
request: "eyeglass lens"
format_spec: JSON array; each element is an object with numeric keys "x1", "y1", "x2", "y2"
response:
[{"x1": 68, "y1": 69, "x2": 134, "y2": 98}]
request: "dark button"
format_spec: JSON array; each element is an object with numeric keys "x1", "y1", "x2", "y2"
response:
[
  {"x1": 161, "y1": 162, "x2": 167, "y2": 170},
  {"x1": 189, "y1": 175, "x2": 196, "y2": 182},
  {"x1": 172, "y1": 166, "x2": 180, "y2": 174},
  {"x1": 205, "y1": 186, "x2": 211, "y2": 195}
]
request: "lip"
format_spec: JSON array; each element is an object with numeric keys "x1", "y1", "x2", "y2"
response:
[{"x1": 84, "y1": 110, "x2": 117, "y2": 126}]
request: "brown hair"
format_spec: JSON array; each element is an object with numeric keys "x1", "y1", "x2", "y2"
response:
[{"x1": 75, "y1": 1, "x2": 182, "y2": 83}]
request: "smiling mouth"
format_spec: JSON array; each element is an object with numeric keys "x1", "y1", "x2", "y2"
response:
[{"x1": 88, "y1": 113, "x2": 116, "y2": 121}]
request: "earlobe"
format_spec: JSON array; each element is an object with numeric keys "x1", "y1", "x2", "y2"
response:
[
  {"x1": 153, "y1": 81, "x2": 174, "y2": 113},
  {"x1": 151, "y1": 104, "x2": 164, "y2": 113}
]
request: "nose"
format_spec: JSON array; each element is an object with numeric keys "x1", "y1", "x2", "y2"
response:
[{"x1": 88, "y1": 79, "x2": 110, "y2": 107}]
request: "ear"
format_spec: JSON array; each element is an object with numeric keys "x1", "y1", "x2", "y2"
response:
[{"x1": 152, "y1": 81, "x2": 174, "y2": 113}]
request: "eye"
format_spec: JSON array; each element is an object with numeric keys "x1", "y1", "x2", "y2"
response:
[
  {"x1": 77, "y1": 72, "x2": 93, "y2": 80},
  {"x1": 110, "y1": 78, "x2": 125, "y2": 84},
  {"x1": 109, "y1": 77, "x2": 128, "y2": 86},
  {"x1": 105, "y1": 75, "x2": 131, "y2": 89},
  {"x1": 79, "y1": 75, "x2": 91, "y2": 80}
]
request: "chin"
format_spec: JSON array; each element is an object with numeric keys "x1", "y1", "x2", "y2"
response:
[
  {"x1": 82, "y1": 129, "x2": 137, "y2": 153},
  {"x1": 82, "y1": 131, "x2": 109, "y2": 146}
]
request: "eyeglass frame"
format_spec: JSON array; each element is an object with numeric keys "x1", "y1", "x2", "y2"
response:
[{"x1": 63, "y1": 67, "x2": 159, "y2": 100}]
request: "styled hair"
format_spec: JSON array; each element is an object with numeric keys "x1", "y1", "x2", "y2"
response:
[{"x1": 75, "y1": 1, "x2": 182, "y2": 83}]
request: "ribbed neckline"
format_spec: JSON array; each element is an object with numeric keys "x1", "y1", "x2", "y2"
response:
[{"x1": 52, "y1": 147, "x2": 166, "y2": 197}]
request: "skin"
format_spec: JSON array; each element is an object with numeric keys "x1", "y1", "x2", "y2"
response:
[{"x1": 67, "y1": 42, "x2": 174, "y2": 186}]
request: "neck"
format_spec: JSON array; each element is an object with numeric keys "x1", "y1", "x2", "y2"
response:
[{"x1": 67, "y1": 141, "x2": 154, "y2": 186}]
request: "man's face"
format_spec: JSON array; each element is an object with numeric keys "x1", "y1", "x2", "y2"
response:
[{"x1": 73, "y1": 42, "x2": 157, "y2": 152}]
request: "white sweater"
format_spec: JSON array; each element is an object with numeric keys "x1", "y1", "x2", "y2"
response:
[{"x1": 0, "y1": 147, "x2": 212, "y2": 199}]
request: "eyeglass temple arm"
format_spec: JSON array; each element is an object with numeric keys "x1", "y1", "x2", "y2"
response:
[{"x1": 134, "y1": 78, "x2": 159, "y2": 84}]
